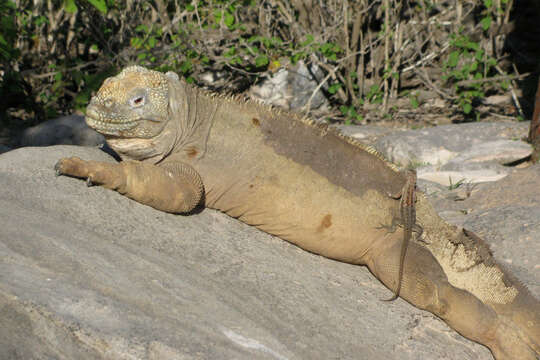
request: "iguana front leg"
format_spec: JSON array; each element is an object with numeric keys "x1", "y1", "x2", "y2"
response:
[{"x1": 55, "y1": 157, "x2": 204, "y2": 213}]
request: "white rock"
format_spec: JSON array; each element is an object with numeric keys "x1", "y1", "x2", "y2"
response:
[
  {"x1": 418, "y1": 170, "x2": 508, "y2": 186},
  {"x1": 450, "y1": 140, "x2": 532, "y2": 165}
]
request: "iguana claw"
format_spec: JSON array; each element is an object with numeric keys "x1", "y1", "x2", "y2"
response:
[{"x1": 54, "y1": 161, "x2": 62, "y2": 176}]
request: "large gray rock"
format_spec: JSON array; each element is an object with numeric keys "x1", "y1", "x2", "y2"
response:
[
  {"x1": 374, "y1": 122, "x2": 530, "y2": 168},
  {"x1": 3, "y1": 145, "x2": 532, "y2": 360},
  {"x1": 19, "y1": 115, "x2": 104, "y2": 147}
]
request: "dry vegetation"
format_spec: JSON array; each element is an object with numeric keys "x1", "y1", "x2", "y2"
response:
[{"x1": 1, "y1": 0, "x2": 539, "y2": 135}]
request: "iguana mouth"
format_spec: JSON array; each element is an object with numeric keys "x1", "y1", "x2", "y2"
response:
[
  {"x1": 85, "y1": 107, "x2": 138, "y2": 135},
  {"x1": 86, "y1": 116, "x2": 138, "y2": 133}
]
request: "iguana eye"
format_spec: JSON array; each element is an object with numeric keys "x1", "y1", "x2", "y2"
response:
[{"x1": 130, "y1": 96, "x2": 145, "y2": 107}]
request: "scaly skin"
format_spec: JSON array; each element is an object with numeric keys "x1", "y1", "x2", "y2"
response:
[
  {"x1": 55, "y1": 66, "x2": 540, "y2": 359},
  {"x1": 380, "y1": 168, "x2": 423, "y2": 301}
]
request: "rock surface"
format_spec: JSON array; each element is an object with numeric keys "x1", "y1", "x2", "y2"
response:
[
  {"x1": 374, "y1": 122, "x2": 530, "y2": 166},
  {"x1": 249, "y1": 60, "x2": 329, "y2": 111},
  {"x1": 0, "y1": 145, "x2": 508, "y2": 360},
  {"x1": 345, "y1": 121, "x2": 531, "y2": 186},
  {"x1": 18, "y1": 115, "x2": 105, "y2": 147}
]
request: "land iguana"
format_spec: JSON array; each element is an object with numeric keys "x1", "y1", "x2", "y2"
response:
[
  {"x1": 380, "y1": 168, "x2": 423, "y2": 301},
  {"x1": 55, "y1": 66, "x2": 540, "y2": 359}
]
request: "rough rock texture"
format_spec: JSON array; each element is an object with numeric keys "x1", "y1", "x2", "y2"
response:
[
  {"x1": 361, "y1": 121, "x2": 531, "y2": 186},
  {"x1": 18, "y1": 115, "x2": 105, "y2": 147},
  {"x1": 249, "y1": 60, "x2": 328, "y2": 111},
  {"x1": 0, "y1": 145, "x2": 499, "y2": 360},
  {"x1": 374, "y1": 121, "x2": 530, "y2": 167}
]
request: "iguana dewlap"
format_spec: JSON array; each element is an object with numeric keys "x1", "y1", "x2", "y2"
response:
[{"x1": 55, "y1": 66, "x2": 540, "y2": 360}]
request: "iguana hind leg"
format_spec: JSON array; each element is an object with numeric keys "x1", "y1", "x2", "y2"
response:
[
  {"x1": 55, "y1": 157, "x2": 204, "y2": 213},
  {"x1": 366, "y1": 235, "x2": 539, "y2": 360}
]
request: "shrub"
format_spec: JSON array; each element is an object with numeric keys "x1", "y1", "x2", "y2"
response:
[{"x1": 0, "y1": 0, "x2": 523, "y2": 129}]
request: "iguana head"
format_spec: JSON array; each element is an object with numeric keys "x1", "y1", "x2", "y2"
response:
[{"x1": 85, "y1": 66, "x2": 172, "y2": 139}]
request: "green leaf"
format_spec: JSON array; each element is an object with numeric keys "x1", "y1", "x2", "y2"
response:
[
  {"x1": 75, "y1": 92, "x2": 90, "y2": 107},
  {"x1": 481, "y1": 16, "x2": 491, "y2": 31},
  {"x1": 224, "y1": 12, "x2": 235, "y2": 28},
  {"x1": 88, "y1": 0, "x2": 107, "y2": 14},
  {"x1": 247, "y1": 35, "x2": 260, "y2": 43},
  {"x1": 213, "y1": 9, "x2": 222, "y2": 23},
  {"x1": 179, "y1": 60, "x2": 192, "y2": 73},
  {"x1": 270, "y1": 37, "x2": 282, "y2": 46},
  {"x1": 463, "y1": 103, "x2": 472, "y2": 114},
  {"x1": 291, "y1": 52, "x2": 304, "y2": 64},
  {"x1": 255, "y1": 55, "x2": 269, "y2": 68},
  {"x1": 135, "y1": 24, "x2": 148, "y2": 33},
  {"x1": 34, "y1": 16, "x2": 48, "y2": 26},
  {"x1": 483, "y1": 0, "x2": 493, "y2": 7},
  {"x1": 130, "y1": 37, "x2": 143, "y2": 49},
  {"x1": 224, "y1": 47, "x2": 236, "y2": 57},
  {"x1": 447, "y1": 51, "x2": 460, "y2": 68},
  {"x1": 301, "y1": 34, "x2": 314, "y2": 46},
  {"x1": 328, "y1": 83, "x2": 341, "y2": 94},
  {"x1": 64, "y1": 0, "x2": 77, "y2": 13},
  {"x1": 410, "y1": 96, "x2": 419, "y2": 109},
  {"x1": 467, "y1": 41, "x2": 480, "y2": 51}
]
